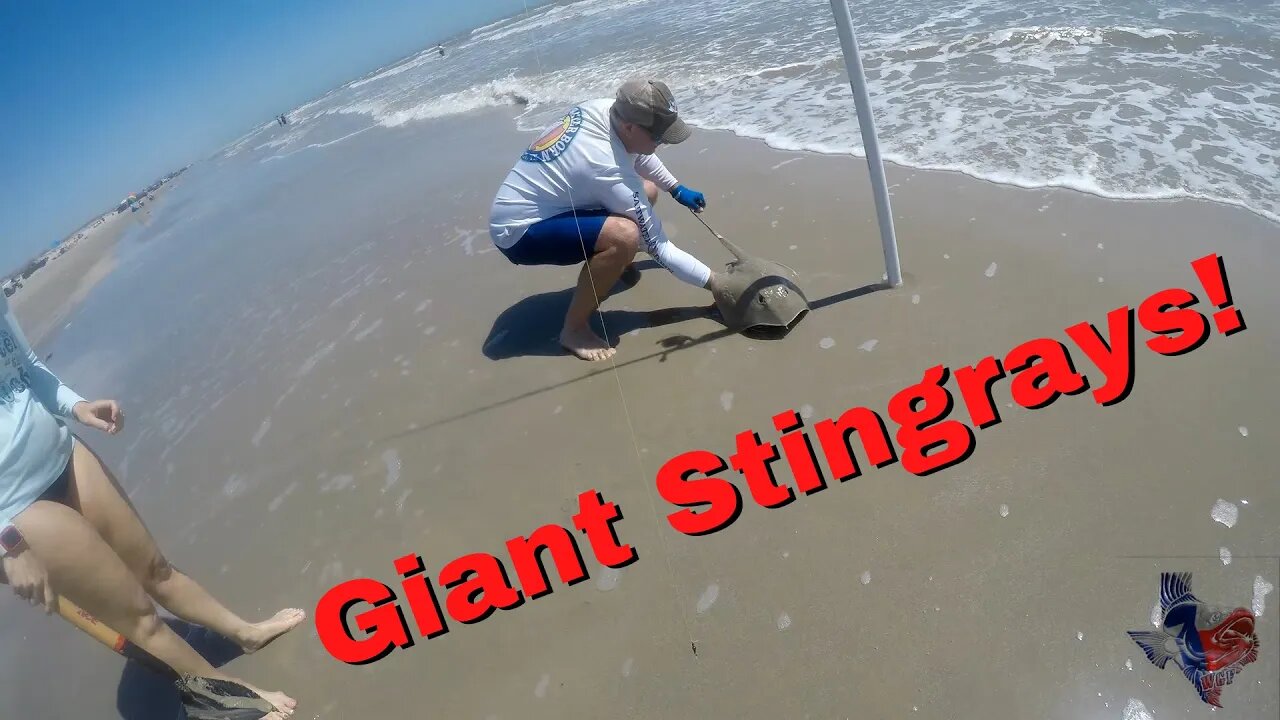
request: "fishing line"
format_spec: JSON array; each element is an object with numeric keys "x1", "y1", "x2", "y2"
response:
[{"x1": 517, "y1": 0, "x2": 700, "y2": 656}]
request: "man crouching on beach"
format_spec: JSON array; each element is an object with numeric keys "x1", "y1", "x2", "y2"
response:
[{"x1": 488, "y1": 78, "x2": 720, "y2": 361}]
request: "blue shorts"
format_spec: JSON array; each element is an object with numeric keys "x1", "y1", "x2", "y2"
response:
[{"x1": 500, "y1": 209, "x2": 612, "y2": 266}]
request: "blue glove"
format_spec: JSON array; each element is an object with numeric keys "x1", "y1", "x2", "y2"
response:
[{"x1": 670, "y1": 184, "x2": 707, "y2": 212}]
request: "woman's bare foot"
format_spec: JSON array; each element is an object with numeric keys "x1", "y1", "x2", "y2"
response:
[
  {"x1": 249, "y1": 687, "x2": 297, "y2": 718},
  {"x1": 238, "y1": 608, "x2": 307, "y2": 653},
  {"x1": 233, "y1": 678, "x2": 296, "y2": 717},
  {"x1": 182, "y1": 675, "x2": 296, "y2": 718},
  {"x1": 559, "y1": 326, "x2": 615, "y2": 361}
]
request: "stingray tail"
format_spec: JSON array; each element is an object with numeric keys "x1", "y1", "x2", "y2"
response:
[{"x1": 715, "y1": 234, "x2": 749, "y2": 262}]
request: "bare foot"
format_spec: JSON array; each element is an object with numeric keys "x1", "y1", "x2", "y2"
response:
[
  {"x1": 240, "y1": 608, "x2": 307, "y2": 653},
  {"x1": 559, "y1": 326, "x2": 615, "y2": 361},
  {"x1": 256, "y1": 686, "x2": 295, "y2": 712},
  {"x1": 236, "y1": 681, "x2": 297, "y2": 717},
  {"x1": 182, "y1": 675, "x2": 295, "y2": 718}
]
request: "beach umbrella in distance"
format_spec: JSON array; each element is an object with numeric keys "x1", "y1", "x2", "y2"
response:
[{"x1": 827, "y1": 0, "x2": 902, "y2": 287}]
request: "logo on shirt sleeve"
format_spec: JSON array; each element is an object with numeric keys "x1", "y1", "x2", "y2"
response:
[
  {"x1": 0, "y1": 334, "x2": 31, "y2": 407},
  {"x1": 521, "y1": 107, "x2": 584, "y2": 164}
]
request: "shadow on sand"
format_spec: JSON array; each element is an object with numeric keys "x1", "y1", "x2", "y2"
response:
[
  {"x1": 412, "y1": 277, "x2": 886, "y2": 437},
  {"x1": 248, "y1": 277, "x2": 889, "y2": 481},
  {"x1": 481, "y1": 260, "x2": 717, "y2": 360},
  {"x1": 116, "y1": 617, "x2": 244, "y2": 720},
  {"x1": 483, "y1": 258, "x2": 886, "y2": 362}
]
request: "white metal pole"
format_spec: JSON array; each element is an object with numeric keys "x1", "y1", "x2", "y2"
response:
[{"x1": 828, "y1": 0, "x2": 902, "y2": 287}]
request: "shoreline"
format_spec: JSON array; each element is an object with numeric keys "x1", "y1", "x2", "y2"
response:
[
  {"x1": 0, "y1": 104, "x2": 1275, "y2": 719},
  {"x1": 374, "y1": 95, "x2": 1280, "y2": 231},
  {"x1": 8, "y1": 179, "x2": 180, "y2": 347},
  {"x1": 685, "y1": 120, "x2": 1280, "y2": 231}
]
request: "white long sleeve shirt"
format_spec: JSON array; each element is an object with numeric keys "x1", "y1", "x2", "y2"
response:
[
  {"x1": 0, "y1": 295, "x2": 85, "y2": 528},
  {"x1": 489, "y1": 98, "x2": 712, "y2": 288}
]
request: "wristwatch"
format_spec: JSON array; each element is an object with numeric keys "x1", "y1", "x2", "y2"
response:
[{"x1": 0, "y1": 525, "x2": 24, "y2": 556}]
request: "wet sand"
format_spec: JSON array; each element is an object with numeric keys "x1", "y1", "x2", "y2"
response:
[
  {"x1": 1, "y1": 107, "x2": 1277, "y2": 719},
  {"x1": 7, "y1": 181, "x2": 179, "y2": 347}
]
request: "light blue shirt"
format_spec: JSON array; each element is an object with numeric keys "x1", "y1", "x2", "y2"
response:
[{"x1": 0, "y1": 294, "x2": 85, "y2": 528}]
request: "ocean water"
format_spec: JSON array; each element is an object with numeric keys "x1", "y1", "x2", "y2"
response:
[{"x1": 222, "y1": 0, "x2": 1280, "y2": 225}]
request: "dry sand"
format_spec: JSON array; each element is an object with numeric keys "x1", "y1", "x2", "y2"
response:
[
  {"x1": 0, "y1": 107, "x2": 1277, "y2": 719},
  {"x1": 7, "y1": 180, "x2": 180, "y2": 347}
]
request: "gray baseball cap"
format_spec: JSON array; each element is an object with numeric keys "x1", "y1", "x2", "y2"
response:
[{"x1": 612, "y1": 78, "x2": 692, "y2": 145}]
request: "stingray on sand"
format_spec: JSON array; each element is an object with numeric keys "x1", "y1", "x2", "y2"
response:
[{"x1": 692, "y1": 212, "x2": 811, "y2": 338}]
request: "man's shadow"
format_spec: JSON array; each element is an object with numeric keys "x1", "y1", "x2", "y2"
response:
[
  {"x1": 116, "y1": 617, "x2": 244, "y2": 720},
  {"x1": 482, "y1": 261, "x2": 714, "y2": 360}
]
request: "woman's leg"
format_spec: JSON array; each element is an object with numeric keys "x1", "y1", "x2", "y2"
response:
[
  {"x1": 11, "y1": 500, "x2": 294, "y2": 718},
  {"x1": 65, "y1": 439, "x2": 305, "y2": 652}
]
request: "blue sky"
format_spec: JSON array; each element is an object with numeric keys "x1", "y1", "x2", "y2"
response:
[{"x1": 0, "y1": 0, "x2": 538, "y2": 273}]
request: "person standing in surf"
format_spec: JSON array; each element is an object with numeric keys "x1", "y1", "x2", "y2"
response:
[
  {"x1": 488, "y1": 78, "x2": 721, "y2": 361},
  {"x1": 0, "y1": 294, "x2": 304, "y2": 719}
]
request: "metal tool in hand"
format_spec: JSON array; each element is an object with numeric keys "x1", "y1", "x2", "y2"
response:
[{"x1": 690, "y1": 207, "x2": 725, "y2": 240}]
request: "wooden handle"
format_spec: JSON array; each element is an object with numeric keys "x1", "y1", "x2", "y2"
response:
[
  {"x1": 1, "y1": 566, "x2": 124, "y2": 652},
  {"x1": 0, "y1": 566, "x2": 174, "y2": 677},
  {"x1": 57, "y1": 597, "x2": 127, "y2": 652},
  {"x1": 58, "y1": 596, "x2": 177, "y2": 678}
]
